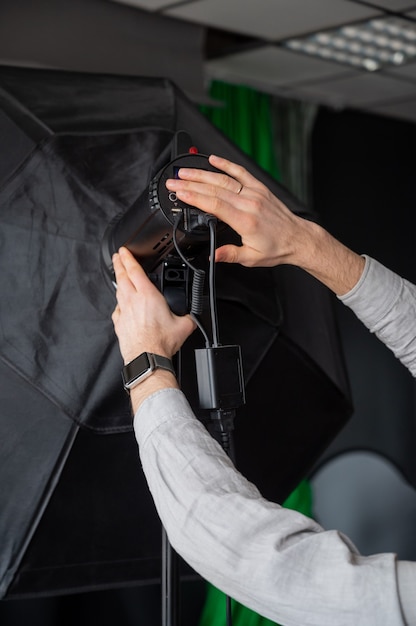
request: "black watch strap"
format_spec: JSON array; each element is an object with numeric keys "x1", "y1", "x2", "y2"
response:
[{"x1": 122, "y1": 352, "x2": 175, "y2": 390}]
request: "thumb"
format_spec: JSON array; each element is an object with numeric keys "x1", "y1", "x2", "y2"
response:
[{"x1": 214, "y1": 244, "x2": 243, "y2": 264}]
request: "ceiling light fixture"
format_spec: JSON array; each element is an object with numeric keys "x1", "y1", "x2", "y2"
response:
[{"x1": 282, "y1": 16, "x2": 416, "y2": 72}]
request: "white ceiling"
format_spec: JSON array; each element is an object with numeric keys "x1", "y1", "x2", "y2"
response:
[{"x1": 110, "y1": 0, "x2": 416, "y2": 124}]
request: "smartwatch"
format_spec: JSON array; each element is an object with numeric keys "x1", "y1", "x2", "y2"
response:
[{"x1": 122, "y1": 352, "x2": 175, "y2": 391}]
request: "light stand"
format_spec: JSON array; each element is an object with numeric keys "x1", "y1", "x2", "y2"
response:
[{"x1": 102, "y1": 132, "x2": 245, "y2": 626}]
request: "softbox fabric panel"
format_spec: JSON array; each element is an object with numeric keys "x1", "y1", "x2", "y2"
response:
[{"x1": 0, "y1": 66, "x2": 352, "y2": 599}]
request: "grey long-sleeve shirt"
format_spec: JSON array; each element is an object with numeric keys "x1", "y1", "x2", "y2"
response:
[{"x1": 134, "y1": 256, "x2": 416, "y2": 626}]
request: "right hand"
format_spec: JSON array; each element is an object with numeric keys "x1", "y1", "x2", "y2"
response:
[
  {"x1": 166, "y1": 155, "x2": 365, "y2": 295},
  {"x1": 166, "y1": 154, "x2": 313, "y2": 269}
]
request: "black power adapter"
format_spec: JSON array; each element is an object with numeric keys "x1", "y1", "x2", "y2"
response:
[{"x1": 195, "y1": 345, "x2": 245, "y2": 410}]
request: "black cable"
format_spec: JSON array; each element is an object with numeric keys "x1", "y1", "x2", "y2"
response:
[
  {"x1": 190, "y1": 312, "x2": 210, "y2": 347},
  {"x1": 172, "y1": 213, "x2": 199, "y2": 273},
  {"x1": 172, "y1": 213, "x2": 205, "y2": 317},
  {"x1": 208, "y1": 217, "x2": 220, "y2": 347}
]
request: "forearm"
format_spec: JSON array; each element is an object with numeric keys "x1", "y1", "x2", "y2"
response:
[
  {"x1": 339, "y1": 256, "x2": 416, "y2": 376},
  {"x1": 290, "y1": 220, "x2": 366, "y2": 296},
  {"x1": 135, "y1": 388, "x2": 407, "y2": 626}
]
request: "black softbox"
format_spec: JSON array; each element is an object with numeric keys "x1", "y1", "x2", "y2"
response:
[{"x1": 0, "y1": 66, "x2": 352, "y2": 599}]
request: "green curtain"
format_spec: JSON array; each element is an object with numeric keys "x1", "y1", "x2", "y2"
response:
[
  {"x1": 200, "y1": 81, "x2": 280, "y2": 180},
  {"x1": 198, "y1": 80, "x2": 313, "y2": 626}
]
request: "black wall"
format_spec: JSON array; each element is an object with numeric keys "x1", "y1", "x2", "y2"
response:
[
  {"x1": 311, "y1": 107, "x2": 416, "y2": 559},
  {"x1": 312, "y1": 107, "x2": 416, "y2": 283}
]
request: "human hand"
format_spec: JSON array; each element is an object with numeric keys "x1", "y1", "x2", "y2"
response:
[
  {"x1": 166, "y1": 155, "x2": 365, "y2": 295},
  {"x1": 166, "y1": 154, "x2": 313, "y2": 269},
  {"x1": 111, "y1": 247, "x2": 196, "y2": 365}
]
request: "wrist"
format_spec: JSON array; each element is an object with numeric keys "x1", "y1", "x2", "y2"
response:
[
  {"x1": 295, "y1": 222, "x2": 365, "y2": 295},
  {"x1": 129, "y1": 370, "x2": 179, "y2": 413},
  {"x1": 122, "y1": 347, "x2": 172, "y2": 366}
]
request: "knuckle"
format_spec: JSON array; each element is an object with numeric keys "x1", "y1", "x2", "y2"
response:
[
  {"x1": 222, "y1": 174, "x2": 237, "y2": 190},
  {"x1": 237, "y1": 164, "x2": 248, "y2": 179},
  {"x1": 230, "y1": 249, "x2": 240, "y2": 263},
  {"x1": 211, "y1": 195, "x2": 222, "y2": 212},
  {"x1": 249, "y1": 196, "x2": 263, "y2": 214}
]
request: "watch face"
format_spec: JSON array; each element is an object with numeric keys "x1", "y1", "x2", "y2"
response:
[{"x1": 122, "y1": 352, "x2": 152, "y2": 388}]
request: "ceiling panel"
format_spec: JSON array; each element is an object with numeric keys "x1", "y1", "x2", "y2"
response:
[
  {"x1": 368, "y1": 0, "x2": 416, "y2": 9},
  {"x1": 372, "y1": 97, "x2": 416, "y2": 121},
  {"x1": 87, "y1": 1, "x2": 416, "y2": 123},
  {"x1": 293, "y1": 72, "x2": 416, "y2": 107},
  {"x1": 384, "y1": 60, "x2": 416, "y2": 80},
  {"x1": 164, "y1": 0, "x2": 380, "y2": 42},
  {"x1": 206, "y1": 46, "x2": 354, "y2": 88}
]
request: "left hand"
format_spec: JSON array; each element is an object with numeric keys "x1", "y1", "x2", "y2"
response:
[{"x1": 111, "y1": 247, "x2": 196, "y2": 365}]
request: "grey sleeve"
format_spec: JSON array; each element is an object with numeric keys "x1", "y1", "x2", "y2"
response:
[
  {"x1": 134, "y1": 388, "x2": 408, "y2": 626},
  {"x1": 339, "y1": 255, "x2": 416, "y2": 377}
]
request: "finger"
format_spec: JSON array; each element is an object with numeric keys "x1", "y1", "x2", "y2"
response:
[
  {"x1": 215, "y1": 244, "x2": 262, "y2": 268},
  {"x1": 111, "y1": 306, "x2": 119, "y2": 324},
  {"x1": 179, "y1": 314, "x2": 198, "y2": 339},
  {"x1": 172, "y1": 166, "x2": 241, "y2": 194},
  {"x1": 112, "y1": 249, "x2": 150, "y2": 316},
  {"x1": 215, "y1": 244, "x2": 251, "y2": 265},
  {"x1": 112, "y1": 251, "x2": 130, "y2": 289},
  {"x1": 113, "y1": 249, "x2": 142, "y2": 296},
  {"x1": 170, "y1": 155, "x2": 264, "y2": 195},
  {"x1": 118, "y1": 247, "x2": 155, "y2": 295},
  {"x1": 214, "y1": 244, "x2": 241, "y2": 264},
  {"x1": 208, "y1": 155, "x2": 265, "y2": 190},
  {"x1": 172, "y1": 185, "x2": 243, "y2": 227}
]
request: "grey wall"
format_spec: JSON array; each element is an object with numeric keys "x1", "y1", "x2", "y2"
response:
[{"x1": 0, "y1": 0, "x2": 206, "y2": 101}]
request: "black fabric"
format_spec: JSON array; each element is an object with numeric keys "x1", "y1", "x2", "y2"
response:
[
  {"x1": 0, "y1": 359, "x2": 78, "y2": 598},
  {"x1": 0, "y1": 66, "x2": 352, "y2": 598},
  {"x1": 0, "y1": 67, "x2": 176, "y2": 134},
  {"x1": 0, "y1": 130, "x2": 175, "y2": 433},
  {"x1": 0, "y1": 109, "x2": 37, "y2": 188}
]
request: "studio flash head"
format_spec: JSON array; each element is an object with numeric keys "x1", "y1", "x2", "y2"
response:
[{"x1": 101, "y1": 141, "x2": 224, "y2": 281}]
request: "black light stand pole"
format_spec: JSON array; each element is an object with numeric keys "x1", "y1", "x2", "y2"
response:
[
  {"x1": 161, "y1": 329, "x2": 183, "y2": 626},
  {"x1": 162, "y1": 526, "x2": 180, "y2": 626},
  {"x1": 157, "y1": 226, "x2": 245, "y2": 626}
]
